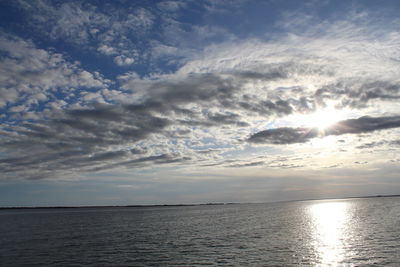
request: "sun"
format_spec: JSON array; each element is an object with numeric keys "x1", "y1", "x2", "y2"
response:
[
  {"x1": 284, "y1": 105, "x2": 346, "y2": 135},
  {"x1": 304, "y1": 106, "x2": 344, "y2": 131},
  {"x1": 290, "y1": 105, "x2": 347, "y2": 136}
]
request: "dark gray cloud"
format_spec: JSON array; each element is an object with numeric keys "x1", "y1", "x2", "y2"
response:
[
  {"x1": 1, "y1": 69, "x2": 301, "y2": 179},
  {"x1": 316, "y1": 80, "x2": 400, "y2": 109},
  {"x1": 207, "y1": 112, "x2": 249, "y2": 127},
  {"x1": 249, "y1": 115, "x2": 400, "y2": 144},
  {"x1": 236, "y1": 99, "x2": 293, "y2": 116},
  {"x1": 356, "y1": 141, "x2": 386, "y2": 149},
  {"x1": 85, "y1": 154, "x2": 191, "y2": 173},
  {"x1": 232, "y1": 69, "x2": 288, "y2": 81},
  {"x1": 0, "y1": 103, "x2": 173, "y2": 178},
  {"x1": 147, "y1": 73, "x2": 238, "y2": 103},
  {"x1": 249, "y1": 127, "x2": 319, "y2": 144},
  {"x1": 134, "y1": 72, "x2": 296, "y2": 116},
  {"x1": 228, "y1": 161, "x2": 265, "y2": 168},
  {"x1": 326, "y1": 116, "x2": 400, "y2": 135}
]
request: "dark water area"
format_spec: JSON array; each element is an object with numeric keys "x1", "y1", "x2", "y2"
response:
[{"x1": 1, "y1": 197, "x2": 400, "y2": 266}]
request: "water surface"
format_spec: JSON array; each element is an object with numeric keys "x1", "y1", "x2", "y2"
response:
[{"x1": 1, "y1": 197, "x2": 400, "y2": 266}]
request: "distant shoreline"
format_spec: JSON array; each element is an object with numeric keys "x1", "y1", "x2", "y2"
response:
[
  {"x1": 1, "y1": 195, "x2": 400, "y2": 210},
  {"x1": 0, "y1": 202, "x2": 239, "y2": 210}
]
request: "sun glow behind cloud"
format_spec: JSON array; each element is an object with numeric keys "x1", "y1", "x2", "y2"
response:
[
  {"x1": 304, "y1": 107, "x2": 346, "y2": 131},
  {"x1": 285, "y1": 105, "x2": 349, "y2": 132}
]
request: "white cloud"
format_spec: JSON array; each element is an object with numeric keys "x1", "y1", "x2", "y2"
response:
[
  {"x1": 48, "y1": 100, "x2": 67, "y2": 110},
  {"x1": 0, "y1": 88, "x2": 19, "y2": 108},
  {"x1": 0, "y1": 34, "x2": 107, "y2": 120},
  {"x1": 97, "y1": 45, "x2": 116, "y2": 55},
  {"x1": 16, "y1": 0, "x2": 154, "y2": 64},
  {"x1": 101, "y1": 89, "x2": 132, "y2": 104},
  {"x1": 156, "y1": 1, "x2": 187, "y2": 12},
  {"x1": 114, "y1": 55, "x2": 135, "y2": 66},
  {"x1": 22, "y1": 111, "x2": 41, "y2": 120},
  {"x1": 81, "y1": 91, "x2": 106, "y2": 104},
  {"x1": 9, "y1": 105, "x2": 26, "y2": 113},
  {"x1": 18, "y1": 0, "x2": 109, "y2": 45},
  {"x1": 77, "y1": 71, "x2": 104, "y2": 87}
]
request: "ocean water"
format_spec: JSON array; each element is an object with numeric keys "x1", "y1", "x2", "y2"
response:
[{"x1": 1, "y1": 197, "x2": 400, "y2": 266}]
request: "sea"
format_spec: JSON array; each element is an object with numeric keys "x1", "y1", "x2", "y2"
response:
[{"x1": 1, "y1": 197, "x2": 400, "y2": 266}]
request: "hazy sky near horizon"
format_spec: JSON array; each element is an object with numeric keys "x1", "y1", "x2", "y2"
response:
[{"x1": 1, "y1": 0, "x2": 400, "y2": 206}]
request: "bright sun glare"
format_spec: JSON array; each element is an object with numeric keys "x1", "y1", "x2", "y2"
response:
[
  {"x1": 303, "y1": 106, "x2": 344, "y2": 131},
  {"x1": 310, "y1": 201, "x2": 350, "y2": 265}
]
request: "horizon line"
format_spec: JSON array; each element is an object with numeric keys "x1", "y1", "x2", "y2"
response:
[{"x1": 1, "y1": 194, "x2": 399, "y2": 210}]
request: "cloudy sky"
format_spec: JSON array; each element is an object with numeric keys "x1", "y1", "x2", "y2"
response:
[{"x1": 1, "y1": 0, "x2": 400, "y2": 207}]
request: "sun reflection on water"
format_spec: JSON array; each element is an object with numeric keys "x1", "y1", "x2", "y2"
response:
[{"x1": 309, "y1": 201, "x2": 350, "y2": 266}]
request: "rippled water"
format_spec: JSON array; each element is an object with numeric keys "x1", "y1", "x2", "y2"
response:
[{"x1": 1, "y1": 197, "x2": 400, "y2": 266}]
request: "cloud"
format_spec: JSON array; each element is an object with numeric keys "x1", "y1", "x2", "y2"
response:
[
  {"x1": 0, "y1": 103, "x2": 177, "y2": 178},
  {"x1": 326, "y1": 116, "x2": 400, "y2": 135},
  {"x1": 156, "y1": 1, "x2": 187, "y2": 12},
  {"x1": 15, "y1": 0, "x2": 155, "y2": 65},
  {"x1": 114, "y1": 56, "x2": 135, "y2": 66},
  {"x1": 0, "y1": 34, "x2": 107, "y2": 121},
  {"x1": 0, "y1": 67, "x2": 295, "y2": 179},
  {"x1": 229, "y1": 161, "x2": 265, "y2": 168},
  {"x1": 2, "y1": 31, "x2": 400, "y2": 179},
  {"x1": 14, "y1": 0, "x2": 234, "y2": 68},
  {"x1": 2, "y1": 2, "x2": 400, "y2": 182},
  {"x1": 249, "y1": 127, "x2": 318, "y2": 144},
  {"x1": 249, "y1": 116, "x2": 400, "y2": 144}
]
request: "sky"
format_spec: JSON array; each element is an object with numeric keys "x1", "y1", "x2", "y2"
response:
[{"x1": 1, "y1": 0, "x2": 400, "y2": 207}]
